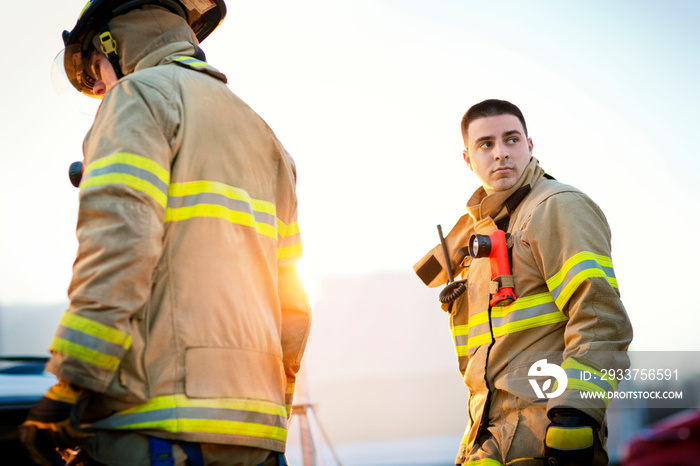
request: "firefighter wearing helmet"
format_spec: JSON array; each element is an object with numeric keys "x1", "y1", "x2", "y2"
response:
[{"x1": 20, "y1": 1, "x2": 312, "y2": 465}]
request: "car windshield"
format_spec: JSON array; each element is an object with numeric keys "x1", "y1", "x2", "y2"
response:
[{"x1": 0, "y1": 303, "x2": 67, "y2": 358}]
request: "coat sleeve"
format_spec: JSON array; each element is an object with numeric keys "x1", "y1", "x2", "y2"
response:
[
  {"x1": 275, "y1": 148, "x2": 312, "y2": 418},
  {"x1": 525, "y1": 191, "x2": 633, "y2": 426},
  {"x1": 46, "y1": 78, "x2": 178, "y2": 392}
]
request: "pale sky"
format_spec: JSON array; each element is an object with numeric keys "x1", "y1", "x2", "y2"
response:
[{"x1": 1, "y1": 0, "x2": 699, "y2": 353}]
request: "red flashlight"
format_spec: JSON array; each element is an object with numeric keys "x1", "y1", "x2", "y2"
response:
[{"x1": 469, "y1": 230, "x2": 516, "y2": 306}]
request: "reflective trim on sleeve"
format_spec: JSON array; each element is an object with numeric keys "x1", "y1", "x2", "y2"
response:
[
  {"x1": 545, "y1": 425, "x2": 594, "y2": 450},
  {"x1": 547, "y1": 251, "x2": 618, "y2": 310},
  {"x1": 49, "y1": 313, "x2": 132, "y2": 371},
  {"x1": 89, "y1": 394, "x2": 288, "y2": 442},
  {"x1": 81, "y1": 153, "x2": 170, "y2": 208},
  {"x1": 561, "y1": 358, "x2": 617, "y2": 407},
  {"x1": 453, "y1": 293, "x2": 568, "y2": 356},
  {"x1": 277, "y1": 219, "x2": 300, "y2": 238},
  {"x1": 277, "y1": 219, "x2": 302, "y2": 261},
  {"x1": 277, "y1": 242, "x2": 302, "y2": 261},
  {"x1": 285, "y1": 382, "x2": 295, "y2": 417}
]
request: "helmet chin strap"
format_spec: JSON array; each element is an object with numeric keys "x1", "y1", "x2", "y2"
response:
[{"x1": 97, "y1": 26, "x2": 124, "y2": 79}]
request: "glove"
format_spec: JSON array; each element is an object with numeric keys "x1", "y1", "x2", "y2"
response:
[
  {"x1": 19, "y1": 379, "x2": 92, "y2": 466},
  {"x1": 544, "y1": 408, "x2": 597, "y2": 466}
]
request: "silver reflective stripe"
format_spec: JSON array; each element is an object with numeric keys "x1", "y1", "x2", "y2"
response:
[
  {"x1": 89, "y1": 395, "x2": 288, "y2": 442},
  {"x1": 463, "y1": 293, "x2": 567, "y2": 355},
  {"x1": 167, "y1": 192, "x2": 277, "y2": 229},
  {"x1": 54, "y1": 326, "x2": 127, "y2": 363},
  {"x1": 83, "y1": 164, "x2": 169, "y2": 196},
  {"x1": 549, "y1": 259, "x2": 616, "y2": 304},
  {"x1": 92, "y1": 406, "x2": 283, "y2": 429}
]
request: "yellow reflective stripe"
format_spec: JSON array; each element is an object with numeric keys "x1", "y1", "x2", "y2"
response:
[
  {"x1": 451, "y1": 324, "x2": 470, "y2": 357},
  {"x1": 78, "y1": 1, "x2": 91, "y2": 19},
  {"x1": 469, "y1": 310, "x2": 490, "y2": 327},
  {"x1": 82, "y1": 173, "x2": 168, "y2": 208},
  {"x1": 562, "y1": 358, "x2": 618, "y2": 391},
  {"x1": 82, "y1": 153, "x2": 170, "y2": 208},
  {"x1": 85, "y1": 153, "x2": 170, "y2": 184},
  {"x1": 277, "y1": 219, "x2": 301, "y2": 260},
  {"x1": 492, "y1": 310, "x2": 567, "y2": 336},
  {"x1": 165, "y1": 204, "x2": 277, "y2": 238},
  {"x1": 169, "y1": 181, "x2": 276, "y2": 215},
  {"x1": 50, "y1": 337, "x2": 121, "y2": 371},
  {"x1": 547, "y1": 251, "x2": 618, "y2": 309},
  {"x1": 545, "y1": 426, "x2": 593, "y2": 450},
  {"x1": 278, "y1": 243, "x2": 302, "y2": 261},
  {"x1": 166, "y1": 181, "x2": 279, "y2": 239},
  {"x1": 491, "y1": 293, "x2": 568, "y2": 337},
  {"x1": 278, "y1": 219, "x2": 300, "y2": 238},
  {"x1": 166, "y1": 181, "x2": 302, "y2": 260},
  {"x1": 493, "y1": 291, "x2": 554, "y2": 310},
  {"x1": 113, "y1": 418, "x2": 287, "y2": 442},
  {"x1": 456, "y1": 293, "x2": 568, "y2": 356},
  {"x1": 95, "y1": 394, "x2": 288, "y2": 441},
  {"x1": 172, "y1": 56, "x2": 209, "y2": 68},
  {"x1": 465, "y1": 459, "x2": 504, "y2": 466},
  {"x1": 58, "y1": 313, "x2": 132, "y2": 349},
  {"x1": 119, "y1": 394, "x2": 286, "y2": 416},
  {"x1": 465, "y1": 333, "x2": 492, "y2": 353}
]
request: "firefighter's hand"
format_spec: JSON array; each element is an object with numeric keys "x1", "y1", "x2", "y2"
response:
[
  {"x1": 19, "y1": 380, "x2": 92, "y2": 466},
  {"x1": 544, "y1": 408, "x2": 597, "y2": 466}
]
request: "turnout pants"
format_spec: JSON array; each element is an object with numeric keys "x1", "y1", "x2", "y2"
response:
[
  {"x1": 459, "y1": 390, "x2": 608, "y2": 465},
  {"x1": 82, "y1": 430, "x2": 283, "y2": 466}
]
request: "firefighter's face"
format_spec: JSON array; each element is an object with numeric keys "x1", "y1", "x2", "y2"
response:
[
  {"x1": 90, "y1": 51, "x2": 119, "y2": 98},
  {"x1": 463, "y1": 114, "x2": 533, "y2": 193}
]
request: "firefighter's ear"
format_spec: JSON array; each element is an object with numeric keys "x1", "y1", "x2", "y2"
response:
[{"x1": 463, "y1": 150, "x2": 473, "y2": 170}]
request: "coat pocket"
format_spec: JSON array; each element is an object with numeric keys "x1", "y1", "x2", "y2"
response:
[{"x1": 184, "y1": 347, "x2": 286, "y2": 405}]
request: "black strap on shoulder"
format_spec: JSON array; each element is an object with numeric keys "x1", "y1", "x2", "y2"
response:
[
  {"x1": 496, "y1": 184, "x2": 532, "y2": 231},
  {"x1": 505, "y1": 185, "x2": 532, "y2": 215}
]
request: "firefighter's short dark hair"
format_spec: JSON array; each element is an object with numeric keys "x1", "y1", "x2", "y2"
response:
[{"x1": 461, "y1": 99, "x2": 529, "y2": 142}]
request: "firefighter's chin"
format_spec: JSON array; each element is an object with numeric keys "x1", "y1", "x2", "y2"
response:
[{"x1": 487, "y1": 167, "x2": 518, "y2": 192}]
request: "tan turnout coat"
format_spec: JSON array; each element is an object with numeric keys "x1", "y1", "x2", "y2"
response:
[
  {"x1": 46, "y1": 6, "x2": 311, "y2": 454},
  {"x1": 415, "y1": 157, "x2": 632, "y2": 464}
]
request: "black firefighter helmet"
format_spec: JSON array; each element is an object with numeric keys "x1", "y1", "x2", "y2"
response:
[{"x1": 61, "y1": 0, "x2": 226, "y2": 96}]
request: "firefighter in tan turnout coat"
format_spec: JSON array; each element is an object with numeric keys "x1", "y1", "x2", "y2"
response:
[
  {"x1": 20, "y1": 1, "x2": 311, "y2": 465},
  {"x1": 414, "y1": 100, "x2": 632, "y2": 466}
]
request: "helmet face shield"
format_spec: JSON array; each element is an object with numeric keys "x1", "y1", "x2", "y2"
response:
[
  {"x1": 51, "y1": 50, "x2": 76, "y2": 95},
  {"x1": 64, "y1": 43, "x2": 97, "y2": 96},
  {"x1": 50, "y1": 49, "x2": 101, "y2": 115}
]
